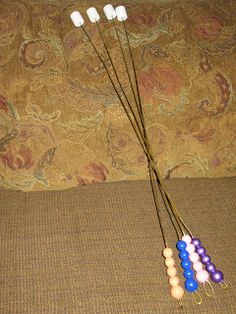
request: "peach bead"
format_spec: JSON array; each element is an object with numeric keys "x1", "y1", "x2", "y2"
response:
[
  {"x1": 186, "y1": 244, "x2": 195, "y2": 254},
  {"x1": 167, "y1": 267, "x2": 177, "y2": 277},
  {"x1": 182, "y1": 235, "x2": 192, "y2": 245},
  {"x1": 169, "y1": 276, "x2": 180, "y2": 287},
  {"x1": 193, "y1": 261, "x2": 203, "y2": 272},
  {"x1": 163, "y1": 248, "x2": 173, "y2": 258},
  {"x1": 165, "y1": 257, "x2": 175, "y2": 267},
  {"x1": 196, "y1": 269, "x2": 209, "y2": 283},
  {"x1": 189, "y1": 252, "x2": 199, "y2": 263},
  {"x1": 171, "y1": 285, "x2": 184, "y2": 300}
]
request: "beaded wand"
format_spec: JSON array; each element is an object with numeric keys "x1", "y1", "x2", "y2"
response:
[{"x1": 70, "y1": 4, "x2": 227, "y2": 306}]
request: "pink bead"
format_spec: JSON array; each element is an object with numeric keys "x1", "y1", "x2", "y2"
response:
[
  {"x1": 189, "y1": 252, "x2": 199, "y2": 263},
  {"x1": 186, "y1": 244, "x2": 195, "y2": 254},
  {"x1": 196, "y1": 269, "x2": 209, "y2": 283},
  {"x1": 193, "y1": 261, "x2": 203, "y2": 272},
  {"x1": 182, "y1": 235, "x2": 192, "y2": 245}
]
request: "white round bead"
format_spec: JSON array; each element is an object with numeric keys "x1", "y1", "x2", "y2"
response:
[
  {"x1": 193, "y1": 261, "x2": 203, "y2": 272},
  {"x1": 115, "y1": 6, "x2": 128, "y2": 22},
  {"x1": 186, "y1": 244, "x2": 195, "y2": 254},
  {"x1": 182, "y1": 235, "x2": 192, "y2": 245},
  {"x1": 196, "y1": 269, "x2": 209, "y2": 283},
  {"x1": 103, "y1": 4, "x2": 116, "y2": 20},
  {"x1": 70, "y1": 11, "x2": 84, "y2": 27},
  {"x1": 87, "y1": 7, "x2": 100, "y2": 23},
  {"x1": 189, "y1": 252, "x2": 200, "y2": 263}
]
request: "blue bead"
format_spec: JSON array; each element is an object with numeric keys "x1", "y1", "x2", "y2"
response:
[
  {"x1": 185, "y1": 279, "x2": 198, "y2": 293},
  {"x1": 181, "y1": 259, "x2": 191, "y2": 269},
  {"x1": 179, "y1": 250, "x2": 189, "y2": 260},
  {"x1": 184, "y1": 269, "x2": 194, "y2": 279},
  {"x1": 176, "y1": 240, "x2": 187, "y2": 251}
]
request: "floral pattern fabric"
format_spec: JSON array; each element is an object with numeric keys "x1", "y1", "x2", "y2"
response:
[{"x1": 0, "y1": 0, "x2": 235, "y2": 191}]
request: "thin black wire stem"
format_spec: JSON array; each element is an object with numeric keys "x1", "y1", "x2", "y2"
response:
[
  {"x1": 150, "y1": 166, "x2": 181, "y2": 240},
  {"x1": 122, "y1": 20, "x2": 192, "y2": 237},
  {"x1": 95, "y1": 22, "x2": 145, "y2": 144},
  {"x1": 110, "y1": 20, "x2": 182, "y2": 239},
  {"x1": 81, "y1": 23, "x2": 188, "y2": 242},
  {"x1": 122, "y1": 21, "x2": 146, "y2": 132},
  {"x1": 81, "y1": 25, "x2": 148, "y2": 157},
  {"x1": 112, "y1": 19, "x2": 140, "y2": 117},
  {"x1": 121, "y1": 20, "x2": 184, "y2": 235},
  {"x1": 96, "y1": 20, "x2": 184, "y2": 240},
  {"x1": 148, "y1": 163, "x2": 168, "y2": 247},
  {"x1": 96, "y1": 21, "x2": 181, "y2": 238},
  {"x1": 82, "y1": 23, "x2": 172, "y2": 245},
  {"x1": 153, "y1": 170, "x2": 182, "y2": 238}
]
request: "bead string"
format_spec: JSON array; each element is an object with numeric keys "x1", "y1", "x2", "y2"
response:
[
  {"x1": 70, "y1": 5, "x2": 227, "y2": 305},
  {"x1": 80, "y1": 13, "x2": 185, "y2": 304}
]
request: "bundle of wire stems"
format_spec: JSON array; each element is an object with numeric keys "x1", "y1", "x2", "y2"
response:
[
  {"x1": 80, "y1": 18, "x2": 191, "y2": 248},
  {"x1": 70, "y1": 5, "x2": 227, "y2": 306}
]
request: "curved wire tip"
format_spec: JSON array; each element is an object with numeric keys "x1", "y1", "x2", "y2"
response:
[
  {"x1": 192, "y1": 291, "x2": 202, "y2": 305},
  {"x1": 220, "y1": 281, "x2": 228, "y2": 289},
  {"x1": 204, "y1": 281, "x2": 214, "y2": 297}
]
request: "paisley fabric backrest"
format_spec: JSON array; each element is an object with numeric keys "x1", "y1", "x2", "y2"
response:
[{"x1": 0, "y1": 0, "x2": 235, "y2": 191}]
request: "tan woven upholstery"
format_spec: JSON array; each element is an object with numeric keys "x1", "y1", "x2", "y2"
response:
[{"x1": 0, "y1": 177, "x2": 236, "y2": 313}]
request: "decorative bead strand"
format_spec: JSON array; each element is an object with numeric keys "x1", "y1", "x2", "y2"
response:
[
  {"x1": 162, "y1": 248, "x2": 184, "y2": 302},
  {"x1": 183, "y1": 235, "x2": 210, "y2": 285},
  {"x1": 177, "y1": 240, "x2": 199, "y2": 294},
  {"x1": 192, "y1": 238, "x2": 225, "y2": 285},
  {"x1": 183, "y1": 235, "x2": 214, "y2": 297}
]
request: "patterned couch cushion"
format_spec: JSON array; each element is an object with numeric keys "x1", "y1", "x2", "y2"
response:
[{"x1": 0, "y1": 0, "x2": 235, "y2": 190}]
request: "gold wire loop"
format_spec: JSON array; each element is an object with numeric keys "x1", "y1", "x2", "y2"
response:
[
  {"x1": 192, "y1": 291, "x2": 202, "y2": 305},
  {"x1": 204, "y1": 281, "x2": 214, "y2": 297},
  {"x1": 220, "y1": 281, "x2": 228, "y2": 289}
]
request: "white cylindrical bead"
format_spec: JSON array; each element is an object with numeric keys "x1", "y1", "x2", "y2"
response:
[
  {"x1": 115, "y1": 6, "x2": 128, "y2": 21},
  {"x1": 87, "y1": 7, "x2": 100, "y2": 23},
  {"x1": 70, "y1": 11, "x2": 84, "y2": 27},
  {"x1": 103, "y1": 4, "x2": 116, "y2": 20}
]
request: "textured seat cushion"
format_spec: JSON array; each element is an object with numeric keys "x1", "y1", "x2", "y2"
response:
[
  {"x1": 0, "y1": 177, "x2": 235, "y2": 313},
  {"x1": 0, "y1": 0, "x2": 236, "y2": 191}
]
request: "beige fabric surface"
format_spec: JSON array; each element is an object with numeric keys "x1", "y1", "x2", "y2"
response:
[{"x1": 0, "y1": 177, "x2": 236, "y2": 313}]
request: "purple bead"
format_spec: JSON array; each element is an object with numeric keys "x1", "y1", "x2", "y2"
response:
[
  {"x1": 202, "y1": 255, "x2": 211, "y2": 264},
  {"x1": 196, "y1": 246, "x2": 206, "y2": 256},
  {"x1": 192, "y1": 237, "x2": 201, "y2": 247},
  {"x1": 211, "y1": 270, "x2": 224, "y2": 283},
  {"x1": 206, "y1": 263, "x2": 216, "y2": 273}
]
